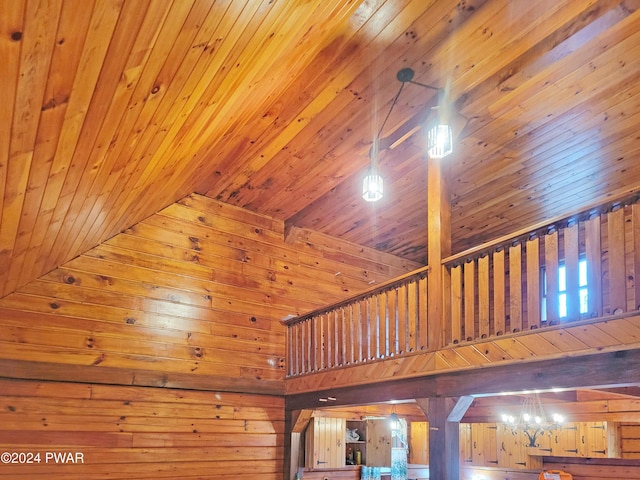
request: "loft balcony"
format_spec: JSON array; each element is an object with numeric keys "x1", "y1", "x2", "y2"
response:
[{"x1": 283, "y1": 195, "x2": 640, "y2": 396}]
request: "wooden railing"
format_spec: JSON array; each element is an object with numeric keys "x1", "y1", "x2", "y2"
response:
[
  {"x1": 443, "y1": 199, "x2": 640, "y2": 344},
  {"x1": 284, "y1": 267, "x2": 429, "y2": 377},
  {"x1": 284, "y1": 196, "x2": 640, "y2": 377}
]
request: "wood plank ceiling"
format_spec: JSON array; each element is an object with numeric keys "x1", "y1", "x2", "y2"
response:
[{"x1": 2, "y1": 0, "x2": 640, "y2": 298}]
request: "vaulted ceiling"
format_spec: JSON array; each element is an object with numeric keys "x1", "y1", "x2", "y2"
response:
[{"x1": 2, "y1": 0, "x2": 640, "y2": 298}]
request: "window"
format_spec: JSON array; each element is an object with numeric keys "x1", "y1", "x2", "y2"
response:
[{"x1": 541, "y1": 259, "x2": 588, "y2": 321}]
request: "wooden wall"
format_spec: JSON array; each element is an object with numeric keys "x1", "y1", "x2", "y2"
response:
[
  {"x1": 0, "y1": 377, "x2": 282, "y2": 480},
  {"x1": 0, "y1": 194, "x2": 419, "y2": 479},
  {"x1": 621, "y1": 423, "x2": 640, "y2": 458},
  {"x1": 0, "y1": 194, "x2": 419, "y2": 393}
]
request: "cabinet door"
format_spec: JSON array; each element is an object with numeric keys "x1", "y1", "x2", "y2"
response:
[
  {"x1": 460, "y1": 423, "x2": 473, "y2": 466},
  {"x1": 580, "y1": 422, "x2": 607, "y2": 457},
  {"x1": 306, "y1": 417, "x2": 346, "y2": 468},
  {"x1": 471, "y1": 423, "x2": 499, "y2": 466},
  {"x1": 366, "y1": 419, "x2": 392, "y2": 466},
  {"x1": 555, "y1": 423, "x2": 580, "y2": 456}
]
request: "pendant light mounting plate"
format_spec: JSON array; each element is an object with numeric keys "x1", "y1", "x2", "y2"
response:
[{"x1": 396, "y1": 68, "x2": 414, "y2": 83}]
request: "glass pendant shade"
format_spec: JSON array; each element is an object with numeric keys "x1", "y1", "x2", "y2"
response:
[
  {"x1": 427, "y1": 123, "x2": 453, "y2": 159},
  {"x1": 362, "y1": 170, "x2": 383, "y2": 202}
]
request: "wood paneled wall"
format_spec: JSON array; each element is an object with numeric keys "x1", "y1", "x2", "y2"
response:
[
  {"x1": 0, "y1": 377, "x2": 283, "y2": 480},
  {"x1": 0, "y1": 195, "x2": 418, "y2": 479},
  {"x1": 621, "y1": 423, "x2": 640, "y2": 458},
  {"x1": 0, "y1": 194, "x2": 419, "y2": 394}
]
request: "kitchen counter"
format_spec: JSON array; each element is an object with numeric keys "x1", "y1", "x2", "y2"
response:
[{"x1": 301, "y1": 464, "x2": 429, "y2": 480}]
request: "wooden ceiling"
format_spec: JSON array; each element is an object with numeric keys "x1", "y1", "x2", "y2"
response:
[
  {"x1": 317, "y1": 387, "x2": 640, "y2": 424},
  {"x1": 2, "y1": 0, "x2": 640, "y2": 298}
]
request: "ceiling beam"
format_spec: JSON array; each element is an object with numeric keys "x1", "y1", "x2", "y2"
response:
[{"x1": 285, "y1": 348, "x2": 640, "y2": 411}]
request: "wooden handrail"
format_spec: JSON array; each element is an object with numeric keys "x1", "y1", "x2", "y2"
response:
[
  {"x1": 280, "y1": 265, "x2": 430, "y2": 327},
  {"x1": 442, "y1": 190, "x2": 640, "y2": 266}
]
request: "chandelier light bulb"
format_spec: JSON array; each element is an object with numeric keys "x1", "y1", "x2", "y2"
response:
[
  {"x1": 362, "y1": 170, "x2": 383, "y2": 202},
  {"x1": 427, "y1": 124, "x2": 453, "y2": 159}
]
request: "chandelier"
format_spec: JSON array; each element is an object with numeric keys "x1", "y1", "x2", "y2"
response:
[
  {"x1": 501, "y1": 393, "x2": 565, "y2": 448},
  {"x1": 362, "y1": 68, "x2": 453, "y2": 202}
]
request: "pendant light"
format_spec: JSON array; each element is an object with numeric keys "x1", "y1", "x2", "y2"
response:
[
  {"x1": 427, "y1": 123, "x2": 453, "y2": 159},
  {"x1": 362, "y1": 68, "x2": 452, "y2": 202}
]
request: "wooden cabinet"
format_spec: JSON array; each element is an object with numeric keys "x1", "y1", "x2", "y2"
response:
[
  {"x1": 305, "y1": 417, "x2": 346, "y2": 468},
  {"x1": 306, "y1": 417, "x2": 409, "y2": 469},
  {"x1": 550, "y1": 421, "x2": 612, "y2": 457},
  {"x1": 346, "y1": 420, "x2": 367, "y2": 465},
  {"x1": 462, "y1": 421, "x2": 619, "y2": 471}
]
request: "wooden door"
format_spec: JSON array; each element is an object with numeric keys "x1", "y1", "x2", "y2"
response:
[{"x1": 305, "y1": 417, "x2": 346, "y2": 468}]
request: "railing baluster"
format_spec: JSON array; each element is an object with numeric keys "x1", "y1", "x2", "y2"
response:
[
  {"x1": 398, "y1": 283, "x2": 408, "y2": 353},
  {"x1": 509, "y1": 242, "x2": 523, "y2": 332},
  {"x1": 344, "y1": 304, "x2": 353, "y2": 365},
  {"x1": 564, "y1": 222, "x2": 580, "y2": 320},
  {"x1": 304, "y1": 319, "x2": 311, "y2": 374},
  {"x1": 357, "y1": 303, "x2": 364, "y2": 363},
  {"x1": 333, "y1": 310, "x2": 339, "y2": 366},
  {"x1": 633, "y1": 205, "x2": 640, "y2": 311},
  {"x1": 526, "y1": 235, "x2": 540, "y2": 330},
  {"x1": 287, "y1": 325, "x2": 298, "y2": 375},
  {"x1": 368, "y1": 296, "x2": 377, "y2": 359},
  {"x1": 295, "y1": 322, "x2": 302, "y2": 375},
  {"x1": 544, "y1": 230, "x2": 560, "y2": 324},
  {"x1": 451, "y1": 264, "x2": 463, "y2": 343},
  {"x1": 464, "y1": 260, "x2": 476, "y2": 341},
  {"x1": 358, "y1": 299, "x2": 371, "y2": 362},
  {"x1": 585, "y1": 215, "x2": 603, "y2": 317},
  {"x1": 388, "y1": 287, "x2": 398, "y2": 355},
  {"x1": 318, "y1": 313, "x2": 325, "y2": 371},
  {"x1": 336, "y1": 308, "x2": 344, "y2": 366},
  {"x1": 324, "y1": 313, "x2": 331, "y2": 369},
  {"x1": 418, "y1": 274, "x2": 428, "y2": 349},
  {"x1": 478, "y1": 254, "x2": 490, "y2": 338},
  {"x1": 408, "y1": 280, "x2": 418, "y2": 351},
  {"x1": 379, "y1": 291, "x2": 388, "y2": 357},
  {"x1": 493, "y1": 249, "x2": 505, "y2": 336},
  {"x1": 607, "y1": 207, "x2": 626, "y2": 314}
]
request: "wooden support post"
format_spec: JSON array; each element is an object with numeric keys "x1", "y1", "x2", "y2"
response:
[
  {"x1": 417, "y1": 396, "x2": 473, "y2": 480},
  {"x1": 427, "y1": 155, "x2": 452, "y2": 350}
]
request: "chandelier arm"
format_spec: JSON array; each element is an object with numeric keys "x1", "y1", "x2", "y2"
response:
[
  {"x1": 407, "y1": 79, "x2": 441, "y2": 92},
  {"x1": 375, "y1": 81, "x2": 406, "y2": 143}
]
